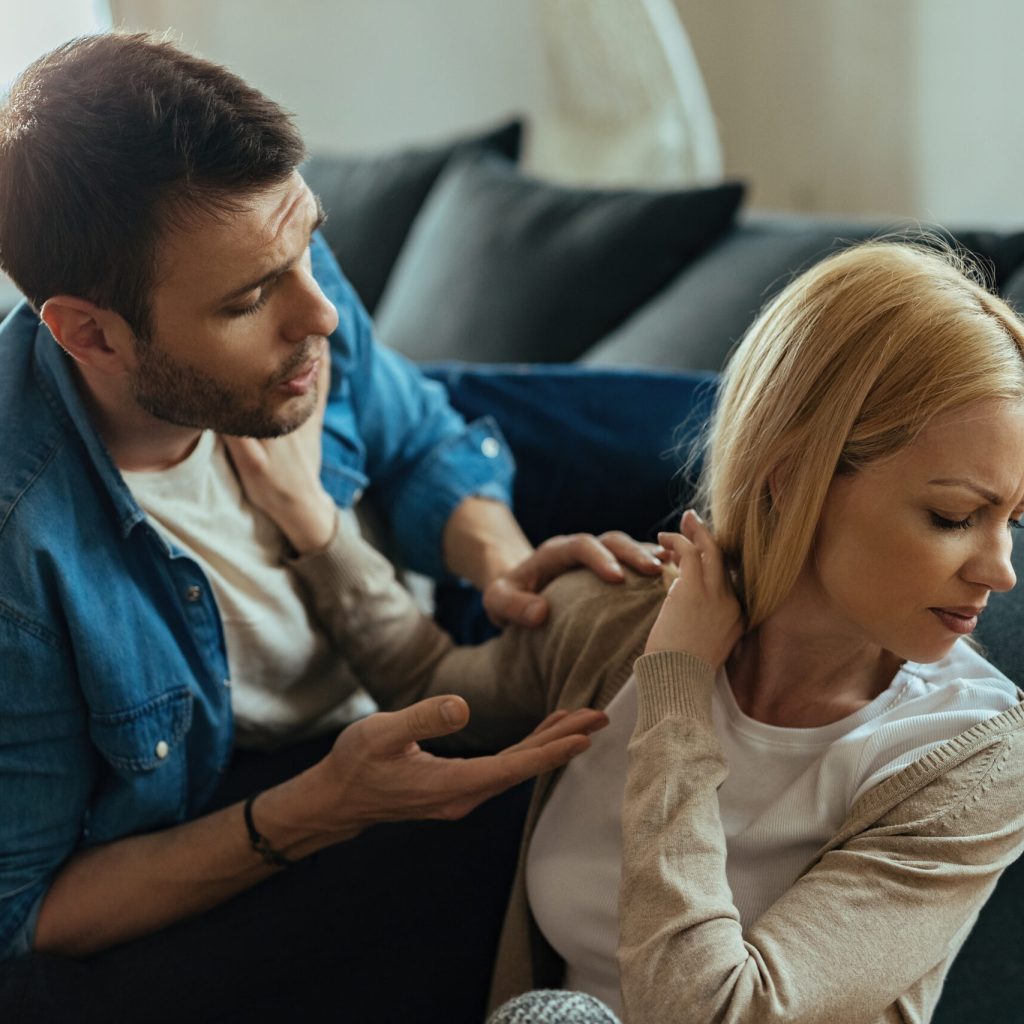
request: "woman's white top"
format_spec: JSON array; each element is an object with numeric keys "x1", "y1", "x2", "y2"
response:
[{"x1": 525, "y1": 642, "x2": 1019, "y2": 1015}]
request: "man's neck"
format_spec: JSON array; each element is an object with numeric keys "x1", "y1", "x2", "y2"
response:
[{"x1": 73, "y1": 362, "x2": 203, "y2": 472}]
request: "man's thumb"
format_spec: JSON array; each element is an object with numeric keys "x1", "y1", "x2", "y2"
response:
[{"x1": 385, "y1": 695, "x2": 470, "y2": 749}]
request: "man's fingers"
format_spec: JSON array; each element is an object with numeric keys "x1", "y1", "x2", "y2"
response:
[
  {"x1": 505, "y1": 708, "x2": 609, "y2": 753},
  {"x1": 483, "y1": 578, "x2": 549, "y2": 628},
  {"x1": 527, "y1": 709, "x2": 571, "y2": 736},
  {"x1": 452, "y1": 733, "x2": 593, "y2": 801},
  {"x1": 598, "y1": 531, "x2": 664, "y2": 576},
  {"x1": 558, "y1": 534, "x2": 625, "y2": 582},
  {"x1": 364, "y1": 695, "x2": 470, "y2": 754}
]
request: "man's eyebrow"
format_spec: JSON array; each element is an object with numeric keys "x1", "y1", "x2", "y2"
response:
[
  {"x1": 218, "y1": 196, "x2": 327, "y2": 305},
  {"x1": 928, "y1": 478, "x2": 1003, "y2": 505}
]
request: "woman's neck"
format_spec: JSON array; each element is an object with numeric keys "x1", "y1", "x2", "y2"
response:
[{"x1": 726, "y1": 593, "x2": 903, "y2": 728}]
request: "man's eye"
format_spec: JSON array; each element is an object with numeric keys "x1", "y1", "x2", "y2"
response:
[
  {"x1": 228, "y1": 292, "x2": 269, "y2": 318},
  {"x1": 930, "y1": 512, "x2": 972, "y2": 531}
]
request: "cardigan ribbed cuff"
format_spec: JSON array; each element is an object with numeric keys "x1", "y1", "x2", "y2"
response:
[
  {"x1": 289, "y1": 509, "x2": 389, "y2": 596},
  {"x1": 633, "y1": 649, "x2": 717, "y2": 732}
]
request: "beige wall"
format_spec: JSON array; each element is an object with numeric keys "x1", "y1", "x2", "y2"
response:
[
  {"x1": 107, "y1": 0, "x2": 1024, "y2": 226},
  {"x1": 677, "y1": 0, "x2": 1024, "y2": 225}
]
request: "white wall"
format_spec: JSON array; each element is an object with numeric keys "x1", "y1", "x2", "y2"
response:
[
  {"x1": 109, "y1": 0, "x2": 545, "y2": 154},
  {"x1": 15, "y1": 0, "x2": 1024, "y2": 227}
]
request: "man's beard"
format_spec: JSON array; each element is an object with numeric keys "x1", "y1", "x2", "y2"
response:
[{"x1": 128, "y1": 337, "x2": 320, "y2": 438}]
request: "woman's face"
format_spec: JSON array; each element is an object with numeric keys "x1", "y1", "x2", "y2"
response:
[{"x1": 808, "y1": 398, "x2": 1024, "y2": 664}]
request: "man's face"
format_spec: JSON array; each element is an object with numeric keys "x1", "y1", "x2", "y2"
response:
[{"x1": 128, "y1": 173, "x2": 339, "y2": 437}]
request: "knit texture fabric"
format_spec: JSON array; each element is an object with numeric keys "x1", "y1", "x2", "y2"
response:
[{"x1": 487, "y1": 989, "x2": 622, "y2": 1024}]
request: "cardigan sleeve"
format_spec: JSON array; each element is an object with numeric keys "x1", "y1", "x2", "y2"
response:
[
  {"x1": 618, "y1": 649, "x2": 1024, "y2": 1024},
  {"x1": 289, "y1": 510, "x2": 549, "y2": 750}
]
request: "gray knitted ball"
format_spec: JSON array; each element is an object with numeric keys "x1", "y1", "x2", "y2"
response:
[{"x1": 485, "y1": 989, "x2": 622, "y2": 1024}]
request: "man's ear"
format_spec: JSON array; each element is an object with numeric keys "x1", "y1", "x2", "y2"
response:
[{"x1": 39, "y1": 296, "x2": 135, "y2": 373}]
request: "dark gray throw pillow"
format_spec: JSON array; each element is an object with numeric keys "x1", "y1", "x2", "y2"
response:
[
  {"x1": 301, "y1": 120, "x2": 522, "y2": 313},
  {"x1": 374, "y1": 154, "x2": 744, "y2": 363}
]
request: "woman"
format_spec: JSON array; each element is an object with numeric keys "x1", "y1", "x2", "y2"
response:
[{"x1": 227, "y1": 240, "x2": 1024, "y2": 1022}]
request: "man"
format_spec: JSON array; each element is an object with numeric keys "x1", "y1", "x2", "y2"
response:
[{"x1": 0, "y1": 32, "x2": 660, "y2": 1021}]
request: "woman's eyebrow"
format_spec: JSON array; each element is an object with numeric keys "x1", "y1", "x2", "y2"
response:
[{"x1": 928, "y1": 478, "x2": 1002, "y2": 504}]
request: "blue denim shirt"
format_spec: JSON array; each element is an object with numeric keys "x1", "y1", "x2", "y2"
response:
[{"x1": 0, "y1": 234, "x2": 513, "y2": 959}]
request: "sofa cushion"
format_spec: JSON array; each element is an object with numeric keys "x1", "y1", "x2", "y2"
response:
[
  {"x1": 301, "y1": 120, "x2": 522, "y2": 313},
  {"x1": 583, "y1": 216, "x2": 878, "y2": 371},
  {"x1": 585, "y1": 215, "x2": 1024, "y2": 372},
  {"x1": 422, "y1": 363, "x2": 718, "y2": 643},
  {"x1": 375, "y1": 154, "x2": 744, "y2": 363}
]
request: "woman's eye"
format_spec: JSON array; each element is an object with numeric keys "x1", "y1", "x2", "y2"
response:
[{"x1": 930, "y1": 512, "x2": 972, "y2": 531}]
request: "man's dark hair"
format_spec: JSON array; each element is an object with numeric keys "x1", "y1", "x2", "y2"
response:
[{"x1": 0, "y1": 32, "x2": 306, "y2": 337}]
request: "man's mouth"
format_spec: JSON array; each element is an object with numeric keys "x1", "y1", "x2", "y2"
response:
[{"x1": 275, "y1": 340, "x2": 325, "y2": 393}]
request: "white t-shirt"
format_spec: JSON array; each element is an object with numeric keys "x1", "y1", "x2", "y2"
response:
[
  {"x1": 525, "y1": 643, "x2": 1019, "y2": 1015},
  {"x1": 122, "y1": 430, "x2": 376, "y2": 749}
]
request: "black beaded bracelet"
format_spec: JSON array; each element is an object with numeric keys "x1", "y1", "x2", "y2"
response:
[{"x1": 243, "y1": 792, "x2": 296, "y2": 869}]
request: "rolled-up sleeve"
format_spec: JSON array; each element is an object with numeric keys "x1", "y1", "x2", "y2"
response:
[{"x1": 311, "y1": 232, "x2": 515, "y2": 577}]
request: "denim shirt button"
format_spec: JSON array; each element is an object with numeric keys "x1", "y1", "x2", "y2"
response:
[
  {"x1": 154, "y1": 740, "x2": 170, "y2": 760},
  {"x1": 185, "y1": 585, "x2": 202, "y2": 603},
  {"x1": 480, "y1": 437, "x2": 500, "y2": 458},
  {"x1": 222, "y1": 678, "x2": 231, "y2": 687}
]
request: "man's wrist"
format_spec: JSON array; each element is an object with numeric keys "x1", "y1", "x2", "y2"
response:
[
  {"x1": 442, "y1": 496, "x2": 533, "y2": 590},
  {"x1": 245, "y1": 768, "x2": 357, "y2": 862}
]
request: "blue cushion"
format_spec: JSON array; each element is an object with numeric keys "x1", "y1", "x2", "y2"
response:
[{"x1": 422, "y1": 363, "x2": 718, "y2": 641}]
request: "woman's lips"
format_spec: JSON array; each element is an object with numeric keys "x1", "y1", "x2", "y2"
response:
[{"x1": 930, "y1": 607, "x2": 982, "y2": 635}]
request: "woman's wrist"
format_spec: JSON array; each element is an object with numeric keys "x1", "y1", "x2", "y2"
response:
[{"x1": 278, "y1": 493, "x2": 339, "y2": 555}]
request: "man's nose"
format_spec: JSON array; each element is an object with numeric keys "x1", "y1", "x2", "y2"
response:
[{"x1": 283, "y1": 269, "x2": 339, "y2": 343}]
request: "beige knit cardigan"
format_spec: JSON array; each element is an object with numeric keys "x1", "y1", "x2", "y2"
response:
[{"x1": 293, "y1": 517, "x2": 1024, "y2": 1024}]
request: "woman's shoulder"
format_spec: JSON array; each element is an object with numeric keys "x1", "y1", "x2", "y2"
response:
[{"x1": 541, "y1": 565, "x2": 667, "y2": 627}]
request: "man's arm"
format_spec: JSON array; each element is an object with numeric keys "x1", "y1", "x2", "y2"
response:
[
  {"x1": 309, "y1": 235, "x2": 664, "y2": 625},
  {"x1": 443, "y1": 495, "x2": 666, "y2": 627},
  {"x1": 32, "y1": 695, "x2": 604, "y2": 958}
]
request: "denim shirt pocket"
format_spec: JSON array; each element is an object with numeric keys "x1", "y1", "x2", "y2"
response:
[{"x1": 87, "y1": 688, "x2": 194, "y2": 836}]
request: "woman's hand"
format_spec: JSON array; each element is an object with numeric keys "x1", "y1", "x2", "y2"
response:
[
  {"x1": 223, "y1": 357, "x2": 337, "y2": 555},
  {"x1": 643, "y1": 509, "x2": 744, "y2": 668}
]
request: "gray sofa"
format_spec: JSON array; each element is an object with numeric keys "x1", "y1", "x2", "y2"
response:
[{"x1": 305, "y1": 121, "x2": 1024, "y2": 1023}]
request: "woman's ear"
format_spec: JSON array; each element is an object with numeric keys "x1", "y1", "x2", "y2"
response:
[{"x1": 39, "y1": 296, "x2": 135, "y2": 373}]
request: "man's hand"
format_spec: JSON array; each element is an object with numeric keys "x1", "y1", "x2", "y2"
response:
[
  {"x1": 304, "y1": 696, "x2": 609, "y2": 841},
  {"x1": 484, "y1": 531, "x2": 668, "y2": 628}
]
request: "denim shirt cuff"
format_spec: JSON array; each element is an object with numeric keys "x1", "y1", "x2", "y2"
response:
[
  {"x1": 390, "y1": 416, "x2": 515, "y2": 578},
  {"x1": 0, "y1": 883, "x2": 47, "y2": 961}
]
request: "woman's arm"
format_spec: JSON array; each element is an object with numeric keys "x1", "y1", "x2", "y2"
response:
[
  {"x1": 620, "y1": 650, "x2": 1024, "y2": 1023},
  {"x1": 618, "y1": 513, "x2": 1024, "y2": 1023}
]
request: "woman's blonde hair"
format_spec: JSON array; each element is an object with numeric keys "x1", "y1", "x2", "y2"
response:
[{"x1": 698, "y1": 240, "x2": 1024, "y2": 627}]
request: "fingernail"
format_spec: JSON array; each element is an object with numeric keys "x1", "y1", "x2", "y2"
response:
[
  {"x1": 526, "y1": 599, "x2": 545, "y2": 622},
  {"x1": 440, "y1": 700, "x2": 460, "y2": 726},
  {"x1": 607, "y1": 561, "x2": 625, "y2": 578}
]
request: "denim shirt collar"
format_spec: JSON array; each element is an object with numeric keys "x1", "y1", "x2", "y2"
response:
[{"x1": 31, "y1": 311, "x2": 149, "y2": 540}]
